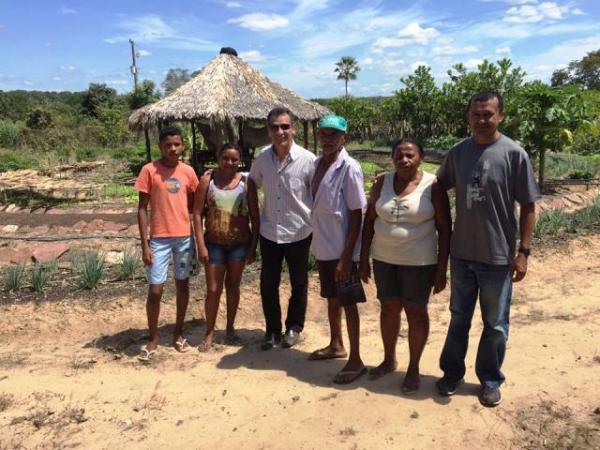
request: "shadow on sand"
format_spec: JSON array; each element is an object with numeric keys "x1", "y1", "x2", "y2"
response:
[{"x1": 216, "y1": 342, "x2": 480, "y2": 403}]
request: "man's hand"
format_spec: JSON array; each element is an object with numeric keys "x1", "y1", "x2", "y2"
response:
[
  {"x1": 358, "y1": 258, "x2": 371, "y2": 283},
  {"x1": 197, "y1": 243, "x2": 209, "y2": 266},
  {"x1": 142, "y1": 244, "x2": 153, "y2": 267},
  {"x1": 433, "y1": 265, "x2": 447, "y2": 294},
  {"x1": 511, "y1": 253, "x2": 528, "y2": 282},
  {"x1": 335, "y1": 257, "x2": 352, "y2": 283}
]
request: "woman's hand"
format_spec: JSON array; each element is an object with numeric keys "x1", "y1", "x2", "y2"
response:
[
  {"x1": 433, "y1": 265, "x2": 447, "y2": 294},
  {"x1": 358, "y1": 257, "x2": 371, "y2": 283},
  {"x1": 197, "y1": 243, "x2": 209, "y2": 266},
  {"x1": 245, "y1": 248, "x2": 256, "y2": 265}
]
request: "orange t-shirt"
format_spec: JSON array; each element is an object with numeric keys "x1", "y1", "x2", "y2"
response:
[{"x1": 135, "y1": 160, "x2": 199, "y2": 238}]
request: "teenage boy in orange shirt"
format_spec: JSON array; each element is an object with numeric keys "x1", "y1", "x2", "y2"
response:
[{"x1": 135, "y1": 126, "x2": 199, "y2": 361}]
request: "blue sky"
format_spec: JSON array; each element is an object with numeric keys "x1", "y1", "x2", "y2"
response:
[{"x1": 1, "y1": 0, "x2": 599, "y2": 98}]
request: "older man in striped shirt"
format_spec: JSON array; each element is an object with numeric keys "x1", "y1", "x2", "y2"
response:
[{"x1": 249, "y1": 106, "x2": 316, "y2": 350}]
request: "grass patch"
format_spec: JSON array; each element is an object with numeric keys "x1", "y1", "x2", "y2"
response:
[
  {"x1": 3, "y1": 264, "x2": 26, "y2": 292},
  {"x1": 117, "y1": 248, "x2": 142, "y2": 281},
  {"x1": 99, "y1": 183, "x2": 137, "y2": 203},
  {"x1": 31, "y1": 260, "x2": 58, "y2": 293},
  {"x1": 534, "y1": 152, "x2": 600, "y2": 180},
  {"x1": 534, "y1": 195, "x2": 600, "y2": 239},
  {"x1": 72, "y1": 251, "x2": 105, "y2": 289}
]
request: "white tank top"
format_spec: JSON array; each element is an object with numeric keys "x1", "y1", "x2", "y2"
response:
[{"x1": 372, "y1": 171, "x2": 437, "y2": 266}]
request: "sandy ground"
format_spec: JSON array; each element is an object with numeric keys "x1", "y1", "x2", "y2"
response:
[{"x1": 0, "y1": 236, "x2": 599, "y2": 449}]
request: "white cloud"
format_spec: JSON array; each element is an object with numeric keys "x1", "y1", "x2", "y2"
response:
[
  {"x1": 362, "y1": 57, "x2": 374, "y2": 66},
  {"x1": 411, "y1": 61, "x2": 429, "y2": 71},
  {"x1": 228, "y1": 13, "x2": 289, "y2": 31},
  {"x1": 105, "y1": 15, "x2": 217, "y2": 52},
  {"x1": 60, "y1": 65, "x2": 76, "y2": 72},
  {"x1": 432, "y1": 45, "x2": 478, "y2": 56},
  {"x1": 52, "y1": 76, "x2": 61, "y2": 81},
  {"x1": 572, "y1": 8, "x2": 584, "y2": 16},
  {"x1": 106, "y1": 79, "x2": 128, "y2": 85},
  {"x1": 225, "y1": 1, "x2": 241, "y2": 8},
  {"x1": 373, "y1": 22, "x2": 440, "y2": 50},
  {"x1": 59, "y1": 6, "x2": 76, "y2": 15},
  {"x1": 290, "y1": 0, "x2": 331, "y2": 21},
  {"x1": 496, "y1": 46, "x2": 511, "y2": 54},
  {"x1": 24, "y1": 80, "x2": 33, "y2": 86},
  {"x1": 137, "y1": 49, "x2": 151, "y2": 57},
  {"x1": 504, "y1": 2, "x2": 569, "y2": 23},
  {"x1": 239, "y1": 50, "x2": 264, "y2": 62},
  {"x1": 464, "y1": 59, "x2": 484, "y2": 69}
]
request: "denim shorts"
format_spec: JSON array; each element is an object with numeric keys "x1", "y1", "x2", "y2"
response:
[
  {"x1": 147, "y1": 237, "x2": 193, "y2": 285},
  {"x1": 206, "y1": 242, "x2": 248, "y2": 265},
  {"x1": 372, "y1": 259, "x2": 436, "y2": 305}
]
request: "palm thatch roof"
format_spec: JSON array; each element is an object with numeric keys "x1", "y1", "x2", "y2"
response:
[{"x1": 128, "y1": 50, "x2": 330, "y2": 130}]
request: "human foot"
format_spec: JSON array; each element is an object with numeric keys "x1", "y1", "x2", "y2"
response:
[
  {"x1": 368, "y1": 360, "x2": 398, "y2": 380},
  {"x1": 174, "y1": 337, "x2": 191, "y2": 353},
  {"x1": 333, "y1": 362, "x2": 367, "y2": 384},
  {"x1": 400, "y1": 375, "x2": 421, "y2": 395},
  {"x1": 308, "y1": 346, "x2": 347, "y2": 360},
  {"x1": 198, "y1": 337, "x2": 214, "y2": 352}
]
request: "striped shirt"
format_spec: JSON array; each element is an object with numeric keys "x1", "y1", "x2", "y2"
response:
[{"x1": 250, "y1": 142, "x2": 316, "y2": 243}]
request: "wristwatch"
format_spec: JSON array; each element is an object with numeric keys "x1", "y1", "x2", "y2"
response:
[{"x1": 518, "y1": 247, "x2": 530, "y2": 257}]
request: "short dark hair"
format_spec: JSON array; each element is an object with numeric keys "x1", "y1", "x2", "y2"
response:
[
  {"x1": 468, "y1": 91, "x2": 504, "y2": 113},
  {"x1": 391, "y1": 137, "x2": 424, "y2": 157},
  {"x1": 159, "y1": 126, "x2": 183, "y2": 143},
  {"x1": 267, "y1": 106, "x2": 294, "y2": 126},
  {"x1": 218, "y1": 142, "x2": 241, "y2": 156}
]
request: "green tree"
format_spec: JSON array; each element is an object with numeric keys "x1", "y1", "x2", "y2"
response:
[
  {"x1": 551, "y1": 49, "x2": 600, "y2": 90},
  {"x1": 162, "y1": 68, "x2": 191, "y2": 96},
  {"x1": 441, "y1": 59, "x2": 526, "y2": 137},
  {"x1": 329, "y1": 96, "x2": 379, "y2": 142},
  {"x1": 81, "y1": 83, "x2": 118, "y2": 117},
  {"x1": 504, "y1": 82, "x2": 588, "y2": 187},
  {"x1": 334, "y1": 56, "x2": 360, "y2": 97},
  {"x1": 127, "y1": 79, "x2": 160, "y2": 110}
]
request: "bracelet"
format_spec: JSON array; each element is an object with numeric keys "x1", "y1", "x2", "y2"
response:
[{"x1": 518, "y1": 247, "x2": 530, "y2": 257}]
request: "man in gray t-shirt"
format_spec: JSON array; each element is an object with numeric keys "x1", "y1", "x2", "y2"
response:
[{"x1": 435, "y1": 92, "x2": 540, "y2": 407}]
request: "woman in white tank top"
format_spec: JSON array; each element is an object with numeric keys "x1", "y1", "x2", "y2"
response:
[{"x1": 359, "y1": 138, "x2": 451, "y2": 394}]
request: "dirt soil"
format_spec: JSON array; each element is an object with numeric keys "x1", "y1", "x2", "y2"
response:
[{"x1": 1, "y1": 236, "x2": 599, "y2": 449}]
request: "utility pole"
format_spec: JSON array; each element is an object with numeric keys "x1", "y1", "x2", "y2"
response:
[{"x1": 129, "y1": 39, "x2": 138, "y2": 89}]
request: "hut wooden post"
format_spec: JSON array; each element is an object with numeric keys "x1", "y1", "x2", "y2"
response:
[
  {"x1": 312, "y1": 121, "x2": 318, "y2": 154},
  {"x1": 238, "y1": 120, "x2": 245, "y2": 150},
  {"x1": 303, "y1": 121, "x2": 309, "y2": 149},
  {"x1": 191, "y1": 122, "x2": 197, "y2": 151},
  {"x1": 144, "y1": 128, "x2": 151, "y2": 162}
]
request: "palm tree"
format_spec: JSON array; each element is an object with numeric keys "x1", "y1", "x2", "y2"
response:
[{"x1": 334, "y1": 56, "x2": 360, "y2": 97}]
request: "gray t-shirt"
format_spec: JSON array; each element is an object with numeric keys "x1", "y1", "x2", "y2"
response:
[{"x1": 437, "y1": 135, "x2": 541, "y2": 265}]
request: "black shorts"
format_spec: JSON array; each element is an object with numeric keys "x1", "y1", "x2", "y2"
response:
[
  {"x1": 317, "y1": 260, "x2": 366, "y2": 306},
  {"x1": 372, "y1": 259, "x2": 436, "y2": 305}
]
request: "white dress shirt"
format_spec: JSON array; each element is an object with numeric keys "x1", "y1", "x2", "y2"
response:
[{"x1": 250, "y1": 142, "x2": 316, "y2": 244}]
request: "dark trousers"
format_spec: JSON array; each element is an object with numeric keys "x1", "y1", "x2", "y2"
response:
[{"x1": 259, "y1": 234, "x2": 312, "y2": 335}]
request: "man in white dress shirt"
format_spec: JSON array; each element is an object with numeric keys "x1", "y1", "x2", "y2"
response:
[{"x1": 249, "y1": 106, "x2": 316, "y2": 350}]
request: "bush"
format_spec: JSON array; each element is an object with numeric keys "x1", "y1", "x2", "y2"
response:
[
  {"x1": 26, "y1": 109, "x2": 53, "y2": 130},
  {"x1": 31, "y1": 260, "x2": 57, "y2": 292},
  {"x1": 423, "y1": 134, "x2": 461, "y2": 150},
  {"x1": 3, "y1": 264, "x2": 25, "y2": 292},
  {"x1": 0, "y1": 120, "x2": 21, "y2": 147}
]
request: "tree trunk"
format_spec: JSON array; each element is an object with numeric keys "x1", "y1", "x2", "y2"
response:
[
  {"x1": 539, "y1": 148, "x2": 546, "y2": 192},
  {"x1": 345, "y1": 79, "x2": 348, "y2": 97},
  {"x1": 144, "y1": 129, "x2": 151, "y2": 163},
  {"x1": 303, "y1": 121, "x2": 309, "y2": 149}
]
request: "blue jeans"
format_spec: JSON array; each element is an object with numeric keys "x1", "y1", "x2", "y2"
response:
[{"x1": 439, "y1": 257, "x2": 512, "y2": 388}]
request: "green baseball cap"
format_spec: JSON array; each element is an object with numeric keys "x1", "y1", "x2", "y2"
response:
[{"x1": 317, "y1": 114, "x2": 347, "y2": 133}]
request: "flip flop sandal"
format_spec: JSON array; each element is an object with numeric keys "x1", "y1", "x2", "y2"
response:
[
  {"x1": 401, "y1": 378, "x2": 421, "y2": 395},
  {"x1": 137, "y1": 345, "x2": 156, "y2": 362},
  {"x1": 174, "y1": 338, "x2": 191, "y2": 353},
  {"x1": 333, "y1": 366, "x2": 368, "y2": 384},
  {"x1": 308, "y1": 348, "x2": 348, "y2": 360}
]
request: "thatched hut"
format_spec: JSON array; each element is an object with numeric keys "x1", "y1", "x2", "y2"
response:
[{"x1": 128, "y1": 47, "x2": 330, "y2": 170}]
